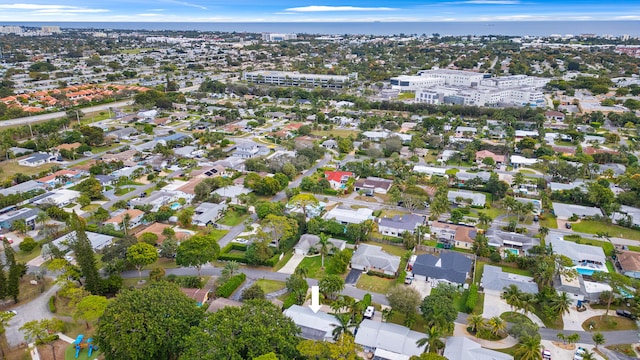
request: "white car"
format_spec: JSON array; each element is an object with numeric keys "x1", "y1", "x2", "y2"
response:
[
  {"x1": 364, "y1": 306, "x2": 375, "y2": 319},
  {"x1": 574, "y1": 347, "x2": 586, "y2": 360},
  {"x1": 542, "y1": 349, "x2": 551, "y2": 360}
]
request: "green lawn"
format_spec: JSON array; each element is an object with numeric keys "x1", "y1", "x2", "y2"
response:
[
  {"x1": 501, "y1": 266, "x2": 533, "y2": 277},
  {"x1": 517, "y1": 169, "x2": 536, "y2": 174},
  {"x1": 582, "y1": 315, "x2": 638, "y2": 331},
  {"x1": 501, "y1": 311, "x2": 534, "y2": 324},
  {"x1": 0, "y1": 160, "x2": 56, "y2": 182},
  {"x1": 572, "y1": 220, "x2": 640, "y2": 241},
  {"x1": 208, "y1": 229, "x2": 229, "y2": 242},
  {"x1": 475, "y1": 207, "x2": 507, "y2": 220},
  {"x1": 81, "y1": 204, "x2": 100, "y2": 212},
  {"x1": 539, "y1": 214, "x2": 558, "y2": 229},
  {"x1": 355, "y1": 274, "x2": 395, "y2": 295},
  {"x1": 310, "y1": 129, "x2": 361, "y2": 138},
  {"x1": 398, "y1": 92, "x2": 415, "y2": 100},
  {"x1": 90, "y1": 143, "x2": 121, "y2": 154},
  {"x1": 296, "y1": 255, "x2": 337, "y2": 279},
  {"x1": 273, "y1": 250, "x2": 294, "y2": 272},
  {"x1": 255, "y1": 279, "x2": 286, "y2": 294},
  {"x1": 375, "y1": 242, "x2": 410, "y2": 258},
  {"x1": 388, "y1": 312, "x2": 429, "y2": 333},
  {"x1": 114, "y1": 187, "x2": 135, "y2": 196},
  {"x1": 219, "y1": 210, "x2": 248, "y2": 226}
]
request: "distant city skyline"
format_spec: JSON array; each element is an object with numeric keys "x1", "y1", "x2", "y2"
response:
[{"x1": 0, "y1": 0, "x2": 638, "y2": 23}]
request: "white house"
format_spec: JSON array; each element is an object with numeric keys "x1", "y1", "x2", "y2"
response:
[
  {"x1": 323, "y1": 207, "x2": 373, "y2": 225},
  {"x1": 104, "y1": 209, "x2": 145, "y2": 231},
  {"x1": 18, "y1": 152, "x2": 58, "y2": 167},
  {"x1": 377, "y1": 214, "x2": 425, "y2": 238}
]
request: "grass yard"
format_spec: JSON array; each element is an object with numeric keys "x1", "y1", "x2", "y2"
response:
[
  {"x1": 582, "y1": 315, "x2": 638, "y2": 331},
  {"x1": 90, "y1": 143, "x2": 121, "y2": 154},
  {"x1": 398, "y1": 92, "x2": 415, "y2": 100},
  {"x1": 255, "y1": 279, "x2": 286, "y2": 294},
  {"x1": 114, "y1": 187, "x2": 135, "y2": 196},
  {"x1": 219, "y1": 210, "x2": 248, "y2": 226},
  {"x1": 501, "y1": 311, "x2": 534, "y2": 324},
  {"x1": 0, "y1": 277, "x2": 53, "y2": 309},
  {"x1": 0, "y1": 160, "x2": 56, "y2": 182},
  {"x1": 81, "y1": 204, "x2": 100, "y2": 212},
  {"x1": 388, "y1": 312, "x2": 428, "y2": 333},
  {"x1": 539, "y1": 214, "x2": 558, "y2": 229},
  {"x1": 501, "y1": 265, "x2": 533, "y2": 277},
  {"x1": 208, "y1": 229, "x2": 229, "y2": 242},
  {"x1": 517, "y1": 169, "x2": 536, "y2": 174},
  {"x1": 310, "y1": 129, "x2": 361, "y2": 138},
  {"x1": 296, "y1": 255, "x2": 340, "y2": 279},
  {"x1": 474, "y1": 261, "x2": 486, "y2": 285},
  {"x1": 475, "y1": 207, "x2": 507, "y2": 220},
  {"x1": 14, "y1": 248, "x2": 41, "y2": 264},
  {"x1": 273, "y1": 250, "x2": 294, "y2": 272},
  {"x1": 355, "y1": 274, "x2": 395, "y2": 295},
  {"x1": 143, "y1": 257, "x2": 180, "y2": 270},
  {"x1": 375, "y1": 242, "x2": 410, "y2": 258},
  {"x1": 572, "y1": 220, "x2": 640, "y2": 241}
]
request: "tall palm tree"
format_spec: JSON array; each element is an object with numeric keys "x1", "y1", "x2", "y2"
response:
[
  {"x1": 477, "y1": 212, "x2": 493, "y2": 229},
  {"x1": 519, "y1": 293, "x2": 537, "y2": 315},
  {"x1": 416, "y1": 326, "x2": 445, "y2": 354},
  {"x1": 514, "y1": 336, "x2": 543, "y2": 360},
  {"x1": 122, "y1": 213, "x2": 131, "y2": 235},
  {"x1": 318, "y1": 232, "x2": 332, "y2": 270},
  {"x1": 539, "y1": 226, "x2": 550, "y2": 247},
  {"x1": 36, "y1": 212, "x2": 50, "y2": 230},
  {"x1": 487, "y1": 316, "x2": 507, "y2": 337},
  {"x1": 294, "y1": 266, "x2": 309, "y2": 278},
  {"x1": 551, "y1": 292, "x2": 572, "y2": 318},
  {"x1": 467, "y1": 313, "x2": 485, "y2": 334},
  {"x1": 503, "y1": 196, "x2": 517, "y2": 220},
  {"x1": 502, "y1": 285, "x2": 523, "y2": 311},
  {"x1": 580, "y1": 349, "x2": 597, "y2": 360},
  {"x1": 331, "y1": 313, "x2": 355, "y2": 341}
]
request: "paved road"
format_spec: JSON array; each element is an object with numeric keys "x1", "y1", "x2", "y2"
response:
[
  {"x1": 0, "y1": 100, "x2": 134, "y2": 128},
  {"x1": 4, "y1": 284, "x2": 59, "y2": 348}
]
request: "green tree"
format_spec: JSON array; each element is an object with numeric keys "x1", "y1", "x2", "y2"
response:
[
  {"x1": 74, "y1": 295, "x2": 108, "y2": 329},
  {"x1": 11, "y1": 218, "x2": 27, "y2": 235},
  {"x1": 331, "y1": 313, "x2": 356, "y2": 341},
  {"x1": 467, "y1": 313, "x2": 485, "y2": 333},
  {"x1": 487, "y1": 316, "x2": 507, "y2": 336},
  {"x1": 514, "y1": 335, "x2": 543, "y2": 360},
  {"x1": 139, "y1": 232, "x2": 159, "y2": 245},
  {"x1": 68, "y1": 214, "x2": 103, "y2": 295},
  {"x1": 551, "y1": 292, "x2": 572, "y2": 318},
  {"x1": 181, "y1": 300, "x2": 300, "y2": 360},
  {"x1": 387, "y1": 286, "x2": 422, "y2": 327},
  {"x1": 178, "y1": 207, "x2": 195, "y2": 227},
  {"x1": 96, "y1": 281, "x2": 204, "y2": 360},
  {"x1": 420, "y1": 291, "x2": 458, "y2": 332},
  {"x1": 242, "y1": 283, "x2": 266, "y2": 300},
  {"x1": 318, "y1": 233, "x2": 332, "y2": 269},
  {"x1": 502, "y1": 284, "x2": 524, "y2": 311},
  {"x1": 319, "y1": 274, "x2": 344, "y2": 301},
  {"x1": 20, "y1": 318, "x2": 65, "y2": 360},
  {"x1": 416, "y1": 326, "x2": 445, "y2": 354},
  {"x1": 592, "y1": 332, "x2": 605, "y2": 350},
  {"x1": 176, "y1": 235, "x2": 220, "y2": 277},
  {"x1": 127, "y1": 242, "x2": 159, "y2": 280},
  {"x1": 593, "y1": 271, "x2": 631, "y2": 319}
]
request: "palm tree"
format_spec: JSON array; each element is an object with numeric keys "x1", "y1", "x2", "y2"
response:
[
  {"x1": 519, "y1": 293, "x2": 536, "y2": 315},
  {"x1": 556, "y1": 333, "x2": 566, "y2": 344},
  {"x1": 294, "y1": 266, "x2": 309, "y2": 278},
  {"x1": 502, "y1": 285, "x2": 523, "y2": 311},
  {"x1": 331, "y1": 313, "x2": 355, "y2": 341},
  {"x1": 416, "y1": 326, "x2": 445, "y2": 354},
  {"x1": 514, "y1": 336, "x2": 543, "y2": 360},
  {"x1": 122, "y1": 213, "x2": 131, "y2": 235},
  {"x1": 467, "y1": 313, "x2": 485, "y2": 334},
  {"x1": 551, "y1": 292, "x2": 572, "y2": 318},
  {"x1": 477, "y1": 212, "x2": 493, "y2": 229},
  {"x1": 503, "y1": 196, "x2": 517, "y2": 220},
  {"x1": 592, "y1": 332, "x2": 605, "y2": 350},
  {"x1": 318, "y1": 232, "x2": 332, "y2": 270},
  {"x1": 487, "y1": 316, "x2": 506, "y2": 337},
  {"x1": 580, "y1": 349, "x2": 597, "y2": 360},
  {"x1": 36, "y1": 212, "x2": 50, "y2": 231},
  {"x1": 539, "y1": 226, "x2": 550, "y2": 247}
]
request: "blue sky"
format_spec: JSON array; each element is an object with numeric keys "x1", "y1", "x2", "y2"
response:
[{"x1": 0, "y1": 0, "x2": 638, "y2": 22}]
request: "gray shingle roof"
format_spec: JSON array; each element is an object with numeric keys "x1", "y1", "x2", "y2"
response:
[
  {"x1": 481, "y1": 265, "x2": 538, "y2": 294},
  {"x1": 378, "y1": 214, "x2": 424, "y2": 231},
  {"x1": 354, "y1": 319, "x2": 426, "y2": 357},
  {"x1": 411, "y1": 252, "x2": 472, "y2": 284}
]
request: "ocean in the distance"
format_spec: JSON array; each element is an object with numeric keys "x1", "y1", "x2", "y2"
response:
[{"x1": 2, "y1": 21, "x2": 639, "y2": 36}]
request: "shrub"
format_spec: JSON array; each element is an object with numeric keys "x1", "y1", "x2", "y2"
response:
[
  {"x1": 101, "y1": 275, "x2": 123, "y2": 295},
  {"x1": 48, "y1": 296, "x2": 56, "y2": 313},
  {"x1": 166, "y1": 274, "x2": 178, "y2": 282},
  {"x1": 366, "y1": 270, "x2": 395, "y2": 279},
  {"x1": 19, "y1": 237, "x2": 38, "y2": 252},
  {"x1": 466, "y1": 284, "x2": 478, "y2": 313},
  {"x1": 362, "y1": 293, "x2": 372, "y2": 308},
  {"x1": 283, "y1": 293, "x2": 297, "y2": 309},
  {"x1": 215, "y1": 273, "x2": 246, "y2": 298},
  {"x1": 176, "y1": 276, "x2": 203, "y2": 289}
]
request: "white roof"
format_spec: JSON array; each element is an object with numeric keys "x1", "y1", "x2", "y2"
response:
[
  {"x1": 552, "y1": 202, "x2": 603, "y2": 219},
  {"x1": 444, "y1": 337, "x2": 513, "y2": 360},
  {"x1": 413, "y1": 165, "x2": 447, "y2": 175},
  {"x1": 548, "y1": 236, "x2": 606, "y2": 265},
  {"x1": 283, "y1": 305, "x2": 336, "y2": 341},
  {"x1": 355, "y1": 319, "x2": 425, "y2": 357},
  {"x1": 323, "y1": 207, "x2": 373, "y2": 224},
  {"x1": 510, "y1": 155, "x2": 538, "y2": 165}
]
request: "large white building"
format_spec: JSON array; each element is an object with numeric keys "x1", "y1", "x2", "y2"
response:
[
  {"x1": 262, "y1": 33, "x2": 297, "y2": 41},
  {"x1": 417, "y1": 69, "x2": 486, "y2": 87},
  {"x1": 243, "y1": 71, "x2": 357, "y2": 89},
  {"x1": 390, "y1": 75, "x2": 445, "y2": 92}
]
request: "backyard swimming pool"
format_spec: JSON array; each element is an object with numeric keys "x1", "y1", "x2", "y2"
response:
[{"x1": 170, "y1": 203, "x2": 181, "y2": 210}]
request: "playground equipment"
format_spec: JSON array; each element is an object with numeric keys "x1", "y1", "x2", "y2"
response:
[{"x1": 74, "y1": 334, "x2": 97, "y2": 358}]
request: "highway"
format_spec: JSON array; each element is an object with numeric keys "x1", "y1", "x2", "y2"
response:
[{"x1": 0, "y1": 100, "x2": 134, "y2": 128}]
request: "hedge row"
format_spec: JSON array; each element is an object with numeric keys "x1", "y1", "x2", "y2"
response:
[
  {"x1": 366, "y1": 270, "x2": 396, "y2": 279},
  {"x1": 465, "y1": 284, "x2": 478, "y2": 313},
  {"x1": 48, "y1": 296, "x2": 56, "y2": 313},
  {"x1": 215, "y1": 273, "x2": 246, "y2": 298},
  {"x1": 218, "y1": 243, "x2": 250, "y2": 263}
]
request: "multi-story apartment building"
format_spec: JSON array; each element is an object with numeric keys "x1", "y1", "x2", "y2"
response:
[{"x1": 243, "y1": 71, "x2": 357, "y2": 89}]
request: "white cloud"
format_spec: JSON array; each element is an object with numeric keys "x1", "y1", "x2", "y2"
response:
[
  {"x1": 162, "y1": 0, "x2": 207, "y2": 10},
  {"x1": 285, "y1": 6, "x2": 397, "y2": 12}
]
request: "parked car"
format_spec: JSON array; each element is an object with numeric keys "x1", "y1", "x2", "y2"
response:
[
  {"x1": 574, "y1": 346, "x2": 586, "y2": 360},
  {"x1": 542, "y1": 349, "x2": 551, "y2": 359},
  {"x1": 616, "y1": 309, "x2": 637, "y2": 320},
  {"x1": 363, "y1": 306, "x2": 375, "y2": 319},
  {"x1": 565, "y1": 222, "x2": 572, "y2": 229},
  {"x1": 404, "y1": 276, "x2": 414, "y2": 285},
  {"x1": 4, "y1": 310, "x2": 17, "y2": 316}
]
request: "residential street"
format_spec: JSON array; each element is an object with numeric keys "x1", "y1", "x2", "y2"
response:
[{"x1": 3, "y1": 284, "x2": 60, "y2": 348}]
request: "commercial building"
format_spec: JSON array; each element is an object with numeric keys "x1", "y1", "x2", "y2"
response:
[
  {"x1": 262, "y1": 33, "x2": 297, "y2": 41},
  {"x1": 243, "y1": 71, "x2": 357, "y2": 89}
]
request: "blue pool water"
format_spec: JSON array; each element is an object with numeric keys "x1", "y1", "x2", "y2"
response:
[
  {"x1": 505, "y1": 248, "x2": 519, "y2": 255},
  {"x1": 170, "y1": 203, "x2": 181, "y2": 210},
  {"x1": 576, "y1": 268, "x2": 595, "y2": 276}
]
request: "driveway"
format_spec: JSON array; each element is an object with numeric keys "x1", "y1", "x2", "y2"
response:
[
  {"x1": 409, "y1": 280, "x2": 432, "y2": 298},
  {"x1": 562, "y1": 305, "x2": 608, "y2": 331},
  {"x1": 540, "y1": 340, "x2": 606, "y2": 360},
  {"x1": 482, "y1": 292, "x2": 545, "y2": 327},
  {"x1": 345, "y1": 269, "x2": 362, "y2": 285},
  {"x1": 4, "y1": 284, "x2": 59, "y2": 348},
  {"x1": 277, "y1": 253, "x2": 306, "y2": 275}
]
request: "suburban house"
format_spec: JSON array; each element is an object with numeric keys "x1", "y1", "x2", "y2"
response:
[
  {"x1": 33, "y1": 189, "x2": 81, "y2": 207},
  {"x1": 454, "y1": 171, "x2": 492, "y2": 185},
  {"x1": 321, "y1": 139, "x2": 337, "y2": 149},
  {"x1": 192, "y1": 165, "x2": 230, "y2": 178},
  {"x1": 134, "y1": 222, "x2": 191, "y2": 244},
  {"x1": 180, "y1": 288, "x2": 209, "y2": 306},
  {"x1": 324, "y1": 171, "x2": 353, "y2": 190},
  {"x1": 548, "y1": 236, "x2": 607, "y2": 274},
  {"x1": 93, "y1": 175, "x2": 116, "y2": 188},
  {"x1": 545, "y1": 110, "x2": 566, "y2": 122},
  {"x1": 293, "y1": 234, "x2": 347, "y2": 255},
  {"x1": 104, "y1": 209, "x2": 145, "y2": 231},
  {"x1": 161, "y1": 178, "x2": 204, "y2": 204},
  {"x1": 510, "y1": 155, "x2": 538, "y2": 168},
  {"x1": 18, "y1": 152, "x2": 58, "y2": 167},
  {"x1": 102, "y1": 149, "x2": 139, "y2": 163},
  {"x1": 232, "y1": 140, "x2": 263, "y2": 159},
  {"x1": 444, "y1": 337, "x2": 513, "y2": 360},
  {"x1": 485, "y1": 229, "x2": 539, "y2": 254},
  {"x1": 408, "y1": 252, "x2": 472, "y2": 286},
  {"x1": 549, "y1": 181, "x2": 586, "y2": 192},
  {"x1": 284, "y1": 305, "x2": 337, "y2": 342},
  {"x1": 475, "y1": 150, "x2": 506, "y2": 165},
  {"x1": 616, "y1": 251, "x2": 640, "y2": 280},
  {"x1": 351, "y1": 244, "x2": 401, "y2": 276},
  {"x1": 192, "y1": 202, "x2": 227, "y2": 227},
  {"x1": 207, "y1": 298, "x2": 242, "y2": 313},
  {"x1": 448, "y1": 190, "x2": 486, "y2": 207},
  {"x1": 212, "y1": 185, "x2": 252, "y2": 203},
  {"x1": 0, "y1": 180, "x2": 44, "y2": 197},
  {"x1": 106, "y1": 127, "x2": 139, "y2": 140},
  {"x1": 0, "y1": 208, "x2": 42, "y2": 230},
  {"x1": 430, "y1": 221, "x2": 477, "y2": 249},
  {"x1": 377, "y1": 213, "x2": 425, "y2": 238},
  {"x1": 552, "y1": 202, "x2": 604, "y2": 221},
  {"x1": 354, "y1": 177, "x2": 393, "y2": 195},
  {"x1": 613, "y1": 205, "x2": 640, "y2": 227},
  {"x1": 323, "y1": 207, "x2": 373, "y2": 225},
  {"x1": 51, "y1": 231, "x2": 115, "y2": 252},
  {"x1": 455, "y1": 126, "x2": 477, "y2": 138},
  {"x1": 480, "y1": 265, "x2": 538, "y2": 296},
  {"x1": 36, "y1": 169, "x2": 83, "y2": 187},
  {"x1": 130, "y1": 192, "x2": 175, "y2": 212},
  {"x1": 355, "y1": 320, "x2": 426, "y2": 359}
]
